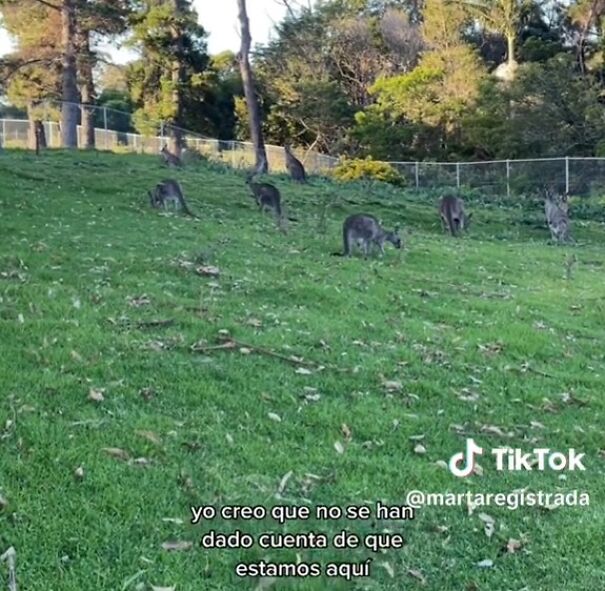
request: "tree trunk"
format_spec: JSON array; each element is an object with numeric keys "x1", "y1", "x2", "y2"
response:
[
  {"x1": 77, "y1": 28, "x2": 96, "y2": 149},
  {"x1": 507, "y1": 33, "x2": 515, "y2": 66},
  {"x1": 167, "y1": 0, "x2": 185, "y2": 158},
  {"x1": 35, "y1": 121, "x2": 47, "y2": 153},
  {"x1": 27, "y1": 104, "x2": 37, "y2": 151},
  {"x1": 61, "y1": 0, "x2": 79, "y2": 148},
  {"x1": 236, "y1": 0, "x2": 268, "y2": 173}
]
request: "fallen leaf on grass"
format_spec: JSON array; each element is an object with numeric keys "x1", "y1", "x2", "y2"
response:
[
  {"x1": 295, "y1": 367, "x2": 313, "y2": 375},
  {"x1": 151, "y1": 586, "x2": 176, "y2": 591},
  {"x1": 277, "y1": 471, "x2": 293, "y2": 495},
  {"x1": 378, "y1": 561, "x2": 395, "y2": 578},
  {"x1": 268, "y1": 412, "x2": 282, "y2": 422},
  {"x1": 195, "y1": 265, "x2": 220, "y2": 277},
  {"x1": 102, "y1": 447, "x2": 130, "y2": 461},
  {"x1": 414, "y1": 443, "x2": 427, "y2": 455},
  {"x1": 341, "y1": 423, "x2": 352, "y2": 441},
  {"x1": 475, "y1": 559, "x2": 494, "y2": 568},
  {"x1": 162, "y1": 517, "x2": 184, "y2": 525},
  {"x1": 74, "y1": 466, "x2": 85, "y2": 480},
  {"x1": 127, "y1": 294, "x2": 151, "y2": 307},
  {"x1": 334, "y1": 441, "x2": 345, "y2": 455},
  {"x1": 505, "y1": 538, "x2": 523, "y2": 554},
  {"x1": 88, "y1": 387, "x2": 105, "y2": 403},
  {"x1": 161, "y1": 540, "x2": 192, "y2": 552},
  {"x1": 381, "y1": 378, "x2": 403, "y2": 392},
  {"x1": 136, "y1": 430, "x2": 162, "y2": 445},
  {"x1": 478, "y1": 513, "x2": 495, "y2": 538},
  {"x1": 407, "y1": 569, "x2": 427, "y2": 584}
]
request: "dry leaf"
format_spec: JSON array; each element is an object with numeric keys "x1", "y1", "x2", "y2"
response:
[
  {"x1": 136, "y1": 430, "x2": 162, "y2": 445},
  {"x1": 378, "y1": 561, "x2": 395, "y2": 578},
  {"x1": 102, "y1": 447, "x2": 130, "y2": 461},
  {"x1": 195, "y1": 265, "x2": 220, "y2": 277},
  {"x1": 382, "y1": 379, "x2": 403, "y2": 392},
  {"x1": 151, "y1": 587, "x2": 176, "y2": 591},
  {"x1": 74, "y1": 466, "x2": 85, "y2": 480},
  {"x1": 239, "y1": 347, "x2": 252, "y2": 355},
  {"x1": 334, "y1": 441, "x2": 345, "y2": 454},
  {"x1": 478, "y1": 513, "x2": 495, "y2": 538},
  {"x1": 475, "y1": 559, "x2": 494, "y2": 568},
  {"x1": 414, "y1": 443, "x2": 427, "y2": 455},
  {"x1": 407, "y1": 569, "x2": 427, "y2": 585},
  {"x1": 341, "y1": 423, "x2": 352, "y2": 441},
  {"x1": 88, "y1": 387, "x2": 105, "y2": 403},
  {"x1": 277, "y1": 471, "x2": 293, "y2": 494},
  {"x1": 161, "y1": 540, "x2": 192, "y2": 552},
  {"x1": 295, "y1": 367, "x2": 312, "y2": 375},
  {"x1": 268, "y1": 412, "x2": 282, "y2": 422},
  {"x1": 506, "y1": 538, "x2": 523, "y2": 554},
  {"x1": 162, "y1": 517, "x2": 184, "y2": 525}
]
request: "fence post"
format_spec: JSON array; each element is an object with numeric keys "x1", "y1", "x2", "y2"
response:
[
  {"x1": 414, "y1": 162, "x2": 419, "y2": 188},
  {"x1": 565, "y1": 156, "x2": 570, "y2": 194},
  {"x1": 160, "y1": 121, "x2": 165, "y2": 148},
  {"x1": 2, "y1": 119, "x2": 6, "y2": 148},
  {"x1": 456, "y1": 162, "x2": 461, "y2": 189},
  {"x1": 103, "y1": 107, "x2": 108, "y2": 150},
  {"x1": 506, "y1": 159, "x2": 510, "y2": 198}
]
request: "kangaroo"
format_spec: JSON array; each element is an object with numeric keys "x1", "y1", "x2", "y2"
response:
[
  {"x1": 544, "y1": 187, "x2": 571, "y2": 243},
  {"x1": 245, "y1": 173, "x2": 288, "y2": 233},
  {"x1": 340, "y1": 214, "x2": 402, "y2": 258},
  {"x1": 439, "y1": 195, "x2": 472, "y2": 236},
  {"x1": 160, "y1": 145, "x2": 182, "y2": 168},
  {"x1": 148, "y1": 179, "x2": 196, "y2": 217},
  {"x1": 284, "y1": 144, "x2": 307, "y2": 183}
]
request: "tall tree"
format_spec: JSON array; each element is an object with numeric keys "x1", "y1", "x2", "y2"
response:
[
  {"x1": 128, "y1": 0, "x2": 208, "y2": 154},
  {"x1": 236, "y1": 0, "x2": 268, "y2": 172}
]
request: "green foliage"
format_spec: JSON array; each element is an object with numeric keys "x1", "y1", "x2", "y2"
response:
[{"x1": 332, "y1": 156, "x2": 406, "y2": 185}]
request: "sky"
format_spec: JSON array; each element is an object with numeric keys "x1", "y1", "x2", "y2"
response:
[{"x1": 0, "y1": 0, "x2": 289, "y2": 62}]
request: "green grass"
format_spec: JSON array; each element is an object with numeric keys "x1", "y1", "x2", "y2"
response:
[{"x1": 1, "y1": 149, "x2": 604, "y2": 591}]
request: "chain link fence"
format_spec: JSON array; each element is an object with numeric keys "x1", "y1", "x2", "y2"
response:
[{"x1": 2, "y1": 101, "x2": 605, "y2": 195}]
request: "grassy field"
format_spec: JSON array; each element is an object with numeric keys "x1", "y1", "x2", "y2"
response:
[{"x1": 1, "y1": 148, "x2": 604, "y2": 591}]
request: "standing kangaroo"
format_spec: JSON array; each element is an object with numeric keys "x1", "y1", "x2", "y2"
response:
[
  {"x1": 284, "y1": 144, "x2": 307, "y2": 183},
  {"x1": 245, "y1": 173, "x2": 287, "y2": 233},
  {"x1": 160, "y1": 145, "x2": 182, "y2": 168},
  {"x1": 148, "y1": 179, "x2": 196, "y2": 217},
  {"x1": 439, "y1": 195, "x2": 472, "y2": 236},
  {"x1": 340, "y1": 214, "x2": 402, "y2": 258},
  {"x1": 544, "y1": 188, "x2": 571, "y2": 243}
]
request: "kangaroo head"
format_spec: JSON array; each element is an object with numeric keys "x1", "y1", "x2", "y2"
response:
[{"x1": 387, "y1": 227, "x2": 403, "y2": 249}]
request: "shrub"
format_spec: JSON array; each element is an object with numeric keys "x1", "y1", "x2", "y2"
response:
[{"x1": 332, "y1": 156, "x2": 406, "y2": 187}]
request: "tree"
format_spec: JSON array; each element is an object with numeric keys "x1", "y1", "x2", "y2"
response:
[
  {"x1": 128, "y1": 0, "x2": 209, "y2": 154},
  {"x1": 454, "y1": 0, "x2": 528, "y2": 79},
  {"x1": 236, "y1": 0, "x2": 268, "y2": 172}
]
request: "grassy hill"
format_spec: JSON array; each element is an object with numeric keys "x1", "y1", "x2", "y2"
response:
[{"x1": 1, "y1": 149, "x2": 604, "y2": 590}]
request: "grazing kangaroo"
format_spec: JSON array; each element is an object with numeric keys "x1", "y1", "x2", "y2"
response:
[
  {"x1": 544, "y1": 188, "x2": 571, "y2": 243},
  {"x1": 284, "y1": 144, "x2": 307, "y2": 183},
  {"x1": 160, "y1": 145, "x2": 182, "y2": 168},
  {"x1": 245, "y1": 173, "x2": 287, "y2": 233},
  {"x1": 148, "y1": 179, "x2": 196, "y2": 217},
  {"x1": 439, "y1": 195, "x2": 472, "y2": 236},
  {"x1": 339, "y1": 214, "x2": 402, "y2": 258}
]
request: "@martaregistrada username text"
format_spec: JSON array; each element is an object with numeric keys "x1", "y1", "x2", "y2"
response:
[{"x1": 405, "y1": 489, "x2": 590, "y2": 510}]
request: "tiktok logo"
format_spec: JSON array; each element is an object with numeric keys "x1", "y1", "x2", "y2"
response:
[{"x1": 449, "y1": 438, "x2": 484, "y2": 478}]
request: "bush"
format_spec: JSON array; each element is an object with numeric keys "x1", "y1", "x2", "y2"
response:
[{"x1": 332, "y1": 156, "x2": 406, "y2": 187}]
